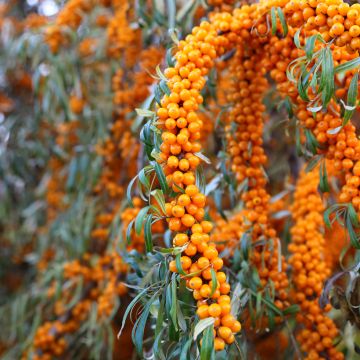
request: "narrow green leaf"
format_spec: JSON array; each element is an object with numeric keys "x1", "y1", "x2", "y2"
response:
[
  {"x1": 200, "y1": 325, "x2": 215, "y2": 360},
  {"x1": 135, "y1": 206, "x2": 150, "y2": 235},
  {"x1": 305, "y1": 155, "x2": 322, "y2": 172},
  {"x1": 276, "y1": 7, "x2": 288, "y2": 37},
  {"x1": 118, "y1": 287, "x2": 148, "y2": 338},
  {"x1": 170, "y1": 276, "x2": 178, "y2": 331},
  {"x1": 139, "y1": 168, "x2": 151, "y2": 192},
  {"x1": 144, "y1": 214, "x2": 153, "y2": 252},
  {"x1": 210, "y1": 268, "x2": 217, "y2": 297},
  {"x1": 343, "y1": 73, "x2": 358, "y2": 123},
  {"x1": 154, "y1": 162, "x2": 170, "y2": 194},
  {"x1": 175, "y1": 253, "x2": 187, "y2": 275},
  {"x1": 335, "y1": 58, "x2": 360, "y2": 74},
  {"x1": 193, "y1": 318, "x2": 215, "y2": 340},
  {"x1": 160, "y1": 80, "x2": 171, "y2": 96},
  {"x1": 270, "y1": 7, "x2": 277, "y2": 35},
  {"x1": 282, "y1": 304, "x2": 300, "y2": 315},
  {"x1": 319, "y1": 160, "x2": 330, "y2": 193},
  {"x1": 135, "y1": 108, "x2": 155, "y2": 117},
  {"x1": 126, "y1": 219, "x2": 135, "y2": 244},
  {"x1": 132, "y1": 295, "x2": 156, "y2": 356},
  {"x1": 180, "y1": 338, "x2": 193, "y2": 360}
]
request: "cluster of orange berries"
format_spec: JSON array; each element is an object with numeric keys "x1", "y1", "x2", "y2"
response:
[
  {"x1": 217, "y1": 44, "x2": 289, "y2": 308},
  {"x1": 31, "y1": 252, "x2": 128, "y2": 359},
  {"x1": 106, "y1": 0, "x2": 140, "y2": 59},
  {"x1": 283, "y1": 0, "x2": 360, "y2": 51},
  {"x1": 153, "y1": 20, "x2": 241, "y2": 350},
  {"x1": 45, "y1": 0, "x2": 93, "y2": 52},
  {"x1": 289, "y1": 166, "x2": 343, "y2": 360}
]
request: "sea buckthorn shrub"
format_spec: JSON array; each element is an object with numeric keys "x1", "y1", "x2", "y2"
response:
[{"x1": 2, "y1": 0, "x2": 360, "y2": 359}]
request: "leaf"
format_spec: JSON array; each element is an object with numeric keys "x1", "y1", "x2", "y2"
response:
[
  {"x1": 305, "y1": 155, "x2": 322, "y2": 172},
  {"x1": 175, "y1": 253, "x2": 187, "y2": 275},
  {"x1": 294, "y1": 27, "x2": 302, "y2": 49},
  {"x1": 193, "y1": 317, "x2": 215, "y2": 340},
  {"x1": 319, "y1": 160, "x2": 330, "y2": 193},
  {"x1": 155, "y1": 296, "x2": 165, "y2": 336},
  {"x1": 126, "y1": 219, "x2": 135, "y2": 244},
  {"x1": 304, "y1": 128, "x2": 319, "y2": 155},
  {"x1": 327, "y1": 125, "x2": 342, "y2": 135},
  {"x1": 118, "y1": 287, "x2": 148, "y2": 338},
  {"x1": 135, "y1": 108, "x2": 155, "y2": 117},
  {"x1": 346, "y1": 216, "x2": 360, "y2": 249},
  {"x1": 282, "y1": 304, "x2": 299, "y2": 315},
  {"x1": 153, "y1": 328, "x2": 166, "y2": 360},
  {"x1": 343, "y1": 72, "x2": 358, "y2": 123},
  {"x1": 166, "y1": 47, "x2": 175, "y2": 67},
  {"x1": 132, "y1": 294, "x2": 156, "y2": 356},
  {"x1": 144, "y1": 214, "x2": 153, "y2": 252},
  {"x1": 335, "y1": 57, "x2": 360, "y2": 74},
  {"x1": 169, "y1": 276, "x2": 178, "y2": 331},
  {"x1": 153, "y1": 162, "x2": 170, "y2": 194},
  {"x1": 167, "y1": 0, "x2": 176, "y2": 31},
  {"x1": 156, "y1": 65, "x2": 168, "y2": 82},
  {"x1": 305, "y1": 34, "x2": 324, "y2": 60},
  {"x1": 276, "y1": 7, "x2": 288, "y2": 37},
  {"x1": 160, "y1": 80, "x2": 171, "y2": 96},
  {"x1": 348, "y1": 203, "x2": 360, "y2": 227},
  {"x1": 270, "y1": 7, "x2": 277, "y2": 35},
  {"x1": 295, "y1": 125, "x2": 303, "y2": 156},
  {"x1": 135, "y1": 206, "x2": 150, "y2": 235},
  {"x1": 151, "y1": 189, "x2": 167, "y2": 215},
  {"x1": 320, "y1": 47, "x2": 335, "y2": 108},
  {"x1": 139, "y1": 168, "x2": 151, "y2": 192},
  {"x1": 200, "y1": 324, "x2": 215, "y2": 360},
  {"x1": 194, "y1": 152, "x2": 211, "y2": 164},
  {"x1": 210, "y1": 268, "x2": 217, "y2": 297},
  {"x1": 180, "y1": 338, "x2": 193, "y2": 360},
  {"x1": 319, "y1": 271, "x2": 346, "y2": 308}
]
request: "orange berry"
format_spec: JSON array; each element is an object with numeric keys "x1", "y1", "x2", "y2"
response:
[
  {"x1": 167, "y1": 156, "x2": 179, "y2": 168},
  {"x1": 201, "y1": 221, "x2": 213, "y2": 233},
  {"x1": 180, "y1": 256, "x2": 192, "y2": 270},
  {"x1": 185, "y1": 185, "x2": 199, "y2": 196},
  {"x1": 225, "y1": 333, "x2": 235, "y2": 344},
  {"x1": 216, "y1": 272, "x2": 227, "y2": 284},
  {"x1": 204, "y1": 247, "x2": 218, "y2": 260},
  {"x1": 172, "y1": 205, "x2": 185, "y2": 218},
  {"x1": 162, "y1": 132, "x2": 176, "y2": 144},
  {"x1": 221, "y1": 314, "x2": 235, "y2": 328},
  {"x1": 220, "y1": 302, "x2": 231, "y2": 316},
  {"x1": 173, "y1": 233, "x2": 188, "y2": 246},
  {"x1": 198, "y1": 257, "x2": 210, "y2": 269},
  {"x1": 189, "y1": 276, "x2": 202, "y2": 290},
  {"x1": 184, "y1": 243, "x2": 197, "y2": 256},
  {"x1": 202, "y1": 268, "x2": 212, "y2": 280},
  {"x1": 220, "y1": 283, "x2": 230, "y2": 295},
  {"x1": 168, "y1": 217, "x2": 181, "y2": 231},
  {"x1": 232, "y1": 321, "x2": 241, "y2": 333},
  {"x1": 212, "y1": 257, "x2": 224, "y2": 270},
  {"x1": 199, "y1": 284, "x2": 211, "y2": 298},
  {"x1": 214, "y1": 337, "x2": 225, "y2": 351},
  {"x1": 197, "y1": 305, "x2": 209, "y2": 319},
  {"x1": 218, "y1": 295, "x2": 231, "y2": 304},
  {"x1": 218, "y1": 326, "x2": 232, "y2": 340},
  {"x1": 208, "y1": 303, "x2": 222, "y2": 317},
  {"x1": 181, "y1": 214, "x2": 195, "y2": 227}
]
